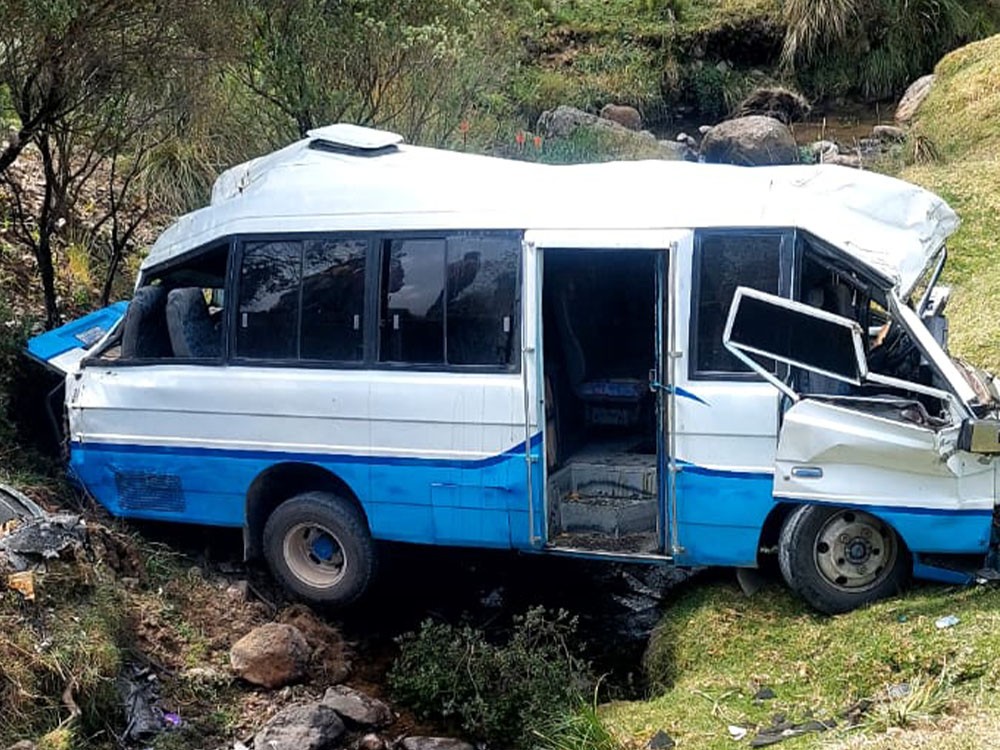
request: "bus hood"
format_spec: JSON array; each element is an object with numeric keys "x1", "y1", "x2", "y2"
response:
[{"x1": 25, "y1": 302, "x2": 128, "y2": 375}]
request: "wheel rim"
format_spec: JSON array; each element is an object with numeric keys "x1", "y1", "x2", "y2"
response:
[
  {"x1": 814, "y1": 509, "x2": 898, "y2": 592},
  {"x1": 283, "y1": 522, "x2": 347, "y2": 589}
]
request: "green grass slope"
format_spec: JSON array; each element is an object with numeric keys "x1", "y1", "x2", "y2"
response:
[
  {"x1": 902, "y1": 33, "x2": 1000, "y2": 373},
  {"x1": 608, "y1": 581, "x2": 1000, "y2": 749}
]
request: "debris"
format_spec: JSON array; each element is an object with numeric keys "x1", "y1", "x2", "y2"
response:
[
  {"x1": 728, "y1": 725, "x2": 748, "y2": 741},
  {"x1": 119, "y1": 665, "x2": 165, "y2": 742},
  {"x1": 736, "y1": 568, "x2": 765, "y2": 597},
  {"x1": 935, "y1": 614, "x2": 960, "y2": 629},
  {"x1": 749, "y1": 718, "x2": 835, "y2": 747},
  {"x1": 753, "y1": 686, "x2": 776, "y2": 701},
  {"x1": 0, "y1": 513, "x2": 87, "y2": 571},
  {"x1": 887, "y1": 683, "x2": 911, "y2": 700},
  {"x1": 358, "y1": 733, "x2": 388, "y2": 750},
  {"x1": 646, "y1": 729, "x2": 676, "y2": 749},
  {"x1": 0, "y1": 483, "x2": 44, "y2": 524},
  {"x1": 7, "y1": 570, "x2": 36, "y2": 600},
  {"x1": 163, "y1": 712, "x2": 182, "y2": 728}
]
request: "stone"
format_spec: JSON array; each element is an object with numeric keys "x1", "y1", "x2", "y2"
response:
[
  {"x1": 322, "y1": 685, "x2": 393, "y2": 727},
  {"x1": 872, "y1": 124, "x2": 906, "y2": 142},
  {"x1": 698, "y1": 124, "x2": 712, "y2": 135},
  {"x1": 399, "y1": 738, "x2": 474, "y2": 750},
  {"x1": 254, "y1": 702, "x2": 345, "y2": 750},
  {"x1": 822, "y1": 153, "x2": 863, "y2": 169},
  {"x1": 646, "y1": 729, "x2": 675, "y2": 749},
  {"x1": 700, "y1": 116, "x2": 799, "y2": 166},
  {"x1": 808, "y1": 140, "x2": 838, "y2": 159},
  {"x1": 657, "y1": 141, "x2": 695, "y2": 161},
  {"x1": 357, "y1": 734, "x2": 388, "y2": 750},
  {"x1": 754, "y1": 686, "x2": 776, "y2": 700},
  {"x1": 895, "y1": 74, "x2": 935, "y2": 124},
  {"x1": 536, "y1": 106, "x2": 682, "y2": 160},
  {"x1": 6, "y1": 742, "x2": 37, "y2": 750},
  {"x1": 230, "y1": 623, "x2": 310, "y2": 689},
  {"x1": 226, "y1": 580, "x2": 250, "y2": 601},
  {"x1": 734, "y1": 86, "x2": 811, "y2": 125},
  {"x1": 599, "y1": 103, "x2": 642, "y2": 131}
]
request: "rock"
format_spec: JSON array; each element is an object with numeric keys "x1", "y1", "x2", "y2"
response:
[
  {"x1": 6, "y1": 742, "x2": 37, "y2": 750},
  {"x1": 399, "y1": 739, "x2": 474, "y2": 750},
  {"x1": 872, "y1": 124, "x2": 906, "y2": 142},
  {"x1": 225, "y1": 579, "x2": 250, "y2": 601},
  {"x1": 821, "y1": 153, "x2": 863, "y2": 168},
  {"x1": 895, "y1": 74, "x2": 935, "y2": 124},
  {"x1": 658, "y1": 141, "x2": 695, "y2": 161},
  {"x1": 646, "y1": 729, "x2": 675, "y2": 749},
  {"x1": 754, "y1": 686, "x2": 776, "y2": 700},
  {"x1": 357, "y1": 734, "x2": 388, "y2": 750},
  {"x1": 599, "y1": 103, "x2": 642, "y2": 131},
  {"x1": 700, "y1": 116, "x2": 799, "y2": 166},
  {"x1": 734, "y1": 86, "x2": 811, "y2": 125},
  {"x1": 0, "y1": 514, "x2": 87, "y2": 571},
  {"x1": 675, "y1": 132, "x2": 689, "y2": 142},
  {"x1": 536, "y1": 105, "x2": 682, "y2": 160},
  {"x1": 254, "y1": 702, "x2": 345, "y2": 750},
  {"x1": 322, "y1": 685, "x2": 393, "y2": 727},
  {"x1": 808, "y1": 140, "x2": 838, "y2": 159},
  {"x1": 536, "y1": 105, "x2": 616, "y2": 140},
  {"x1": 230, "y1": 623, "x2": 310, "y2": 688},
  {"x1": 698, "y1": 124, "x2": 712, "y2": 135}
]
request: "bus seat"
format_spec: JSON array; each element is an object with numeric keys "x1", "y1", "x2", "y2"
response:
[
  {"x1": 554, "y1": 283, "x2": 647, "y2": 427},
  {"x1": 166, "y1": 288, "x2": 220, "y2": 358},
  {"x1": 121, "y1": 285, "x2": 172, "y2": 359}
]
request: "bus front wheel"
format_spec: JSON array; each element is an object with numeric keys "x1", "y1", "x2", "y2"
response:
[
  {"x1": 778, "y1": 504, "x2": 908, "y2": 614},
  {"x1": 263, "y1": 491, "x2": 375, "y2": 607}
]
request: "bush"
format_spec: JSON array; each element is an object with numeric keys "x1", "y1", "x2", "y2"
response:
[{"x1": 389, "y1": 607, "x2": 594, "y2": 747}]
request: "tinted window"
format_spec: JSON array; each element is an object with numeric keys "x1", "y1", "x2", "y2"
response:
[
  {"x1": 694, "y1": 233, "x2": 781, "y2": 374},
  {"x1": 300, "y1": 239, "x2": 367, "y2": 361},
  {"x1": 380, "y1": 239, "x2": 446, "y2": 363},
  {"x1": 379, "y1": 235, "x2": 520, "y2": 368},
  {"x1": 237, "y1": 241, "x2": 301, "y2": 359},
  {"x1": 445, "y1": 237, "x2": 519, "y2": 365}
]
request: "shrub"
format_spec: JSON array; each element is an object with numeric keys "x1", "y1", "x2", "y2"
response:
[{"x1": 389, "y1": 607, "x2": 594, "y2": 747}]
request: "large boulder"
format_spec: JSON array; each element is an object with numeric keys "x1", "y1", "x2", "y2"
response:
[
  {"x1": 700, "y1": 116, "x2": 799, "y2": 166},
  {"x1": 536, "y1": 106, "x2": 682, "y2": 160},
  {"x1": 254, "y1": 702, "x2": 345, "y2": 750},
  {"x1": 895, "y1": 74, "x2": 935, "y2": 125},
  {"x1": 599, "y1": 103, "x2": 642, "y2": 131},
  {"x1": 734, "y1": 86, "x2": 811, "y2": 125},
  {"x1": 230, "y1": 622, "x2": 310, "y2": 689}
]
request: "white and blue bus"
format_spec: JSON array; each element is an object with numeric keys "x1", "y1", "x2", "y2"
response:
[{"x1": 28, "y1": 124, "x2": 1000, "y2": 613}]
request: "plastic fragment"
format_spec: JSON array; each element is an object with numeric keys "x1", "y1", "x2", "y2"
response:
[
  {"x1": 729, "y1": 725, "x2": 748, "y2": 740},
  {"x1": 163, "y1": 712, "x2": 182, "y2": 728},
  {"x1": 935, "y1": 614, "x2": 959, "y2": 629}
]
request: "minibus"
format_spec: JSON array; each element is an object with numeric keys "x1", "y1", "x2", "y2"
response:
[{"x1": 28, "y1": 124, "x2": 1000, "y2": 613}]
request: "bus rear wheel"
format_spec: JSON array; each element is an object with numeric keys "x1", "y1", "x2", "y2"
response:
[
  {"x1": 778, "y1": 504, "x2": 908, "y2": 614},
  {"x1": 263, "y1": 491, "x2": 375, "y2": 607}
]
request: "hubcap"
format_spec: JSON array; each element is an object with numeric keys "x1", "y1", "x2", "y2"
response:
[
  {"x1": 284, "y1": 522, "x2": 347, "y2": 588},
  {"x1": 814, "y1": 509, "x2": 897, "y2": 592}
]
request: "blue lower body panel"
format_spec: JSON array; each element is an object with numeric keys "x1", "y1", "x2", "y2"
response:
[{"x1": 70, "y1": 440, "x2": 541, "y2": 548}]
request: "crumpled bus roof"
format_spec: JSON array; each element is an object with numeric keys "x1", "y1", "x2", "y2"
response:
[{"x1": 143, "y1": 126, "x2": 958, "y2": 296}]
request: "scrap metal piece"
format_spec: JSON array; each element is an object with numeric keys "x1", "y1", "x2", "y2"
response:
[{"x1": 0, "y1": 483, "x2": 45, "y2": 524}]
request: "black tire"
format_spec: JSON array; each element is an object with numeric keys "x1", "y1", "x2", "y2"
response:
[
  {"x1": 778, "y1": 504, "x2": 909, "y2": 614},
  {"x1": 263, "y1": 491, "x2": 375, "y2": 607}
]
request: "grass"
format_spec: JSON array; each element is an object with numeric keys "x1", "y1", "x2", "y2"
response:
[
  {"x1": 606, "y1": 580, "x2": 1000, "y2": 749},
  {"x1": 894, "y1": 33, "x2": 1000, "y2": 373}
]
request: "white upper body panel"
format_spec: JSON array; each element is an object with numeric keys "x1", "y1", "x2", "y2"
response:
[{"x1": 143, "y1": 126, "x2": 958, "y2": 297}]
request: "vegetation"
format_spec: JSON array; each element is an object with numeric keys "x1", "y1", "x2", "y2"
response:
[
  {"x1": 608, "y1": 580, "x2": 1000, "y2": 749},
  {"x1": 389, "y1": 607, "x2": 594, "y2": 747}
]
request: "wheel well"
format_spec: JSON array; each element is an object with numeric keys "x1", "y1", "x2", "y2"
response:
[
  {"x1": 244, "y1": 463, "x2": 365, "y2": 559},
  {"x1": 757, "y1": 501, "x2": 912, "y2": 565},
  {"x1": 757, "y1": 502, "x2": 797, "y2": 565}
]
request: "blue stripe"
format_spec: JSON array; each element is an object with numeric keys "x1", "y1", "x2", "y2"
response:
[{"x1": 71, "y1": 431, "x2": 542, "y2": 471}]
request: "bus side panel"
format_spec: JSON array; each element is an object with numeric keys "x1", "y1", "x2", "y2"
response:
[{"x1": 673, "y1": 466, "x2": 775, "y2": 567}]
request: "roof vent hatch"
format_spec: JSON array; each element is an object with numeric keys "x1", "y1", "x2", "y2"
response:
[{"x1": 307, "y1": 123, "x2": 403, "y2": 156}]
